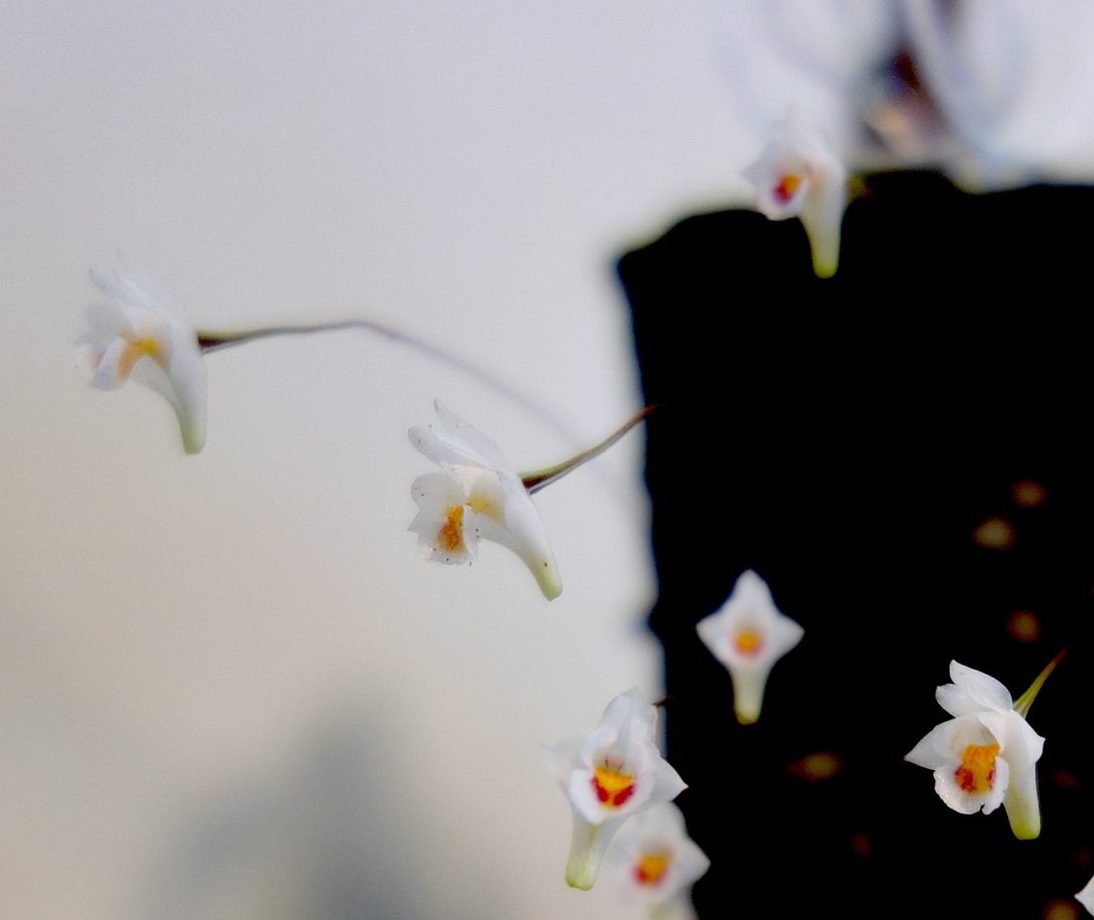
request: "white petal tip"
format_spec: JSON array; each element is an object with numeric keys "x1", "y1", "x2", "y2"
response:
[
  {"x1": 564, "y1": 869, "x2": 596, "y2": 891},
  {"x1": 1006, "y1": 795, "x2": 1041, "y2": 840},
  {"x1": 536, "y1": 566, "x2": 563, "y2": 600},
  {"x1": 181, "y1": 431, "x2": 205, "y2": 454},
  {"x1": 803, "y1": 216, "x2": 841, "y2": 279}
]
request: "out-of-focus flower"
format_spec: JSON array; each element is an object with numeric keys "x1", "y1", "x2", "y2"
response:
[
  {"x1": 605, "y1": 802, "x2": 709, "y2": 912},
  {"x1": 79, "y1": 266, "x2": 207, "y2": 453},
  {"x1": 696, "y1": 570, "x2": 804, "y2": 725},
  {"x1": 743, "y1": 113, "x2": 848, "y2": 278},
  {"x1": 905, "y1": 660, "x2": 1047, "y2": 840},
  {"x1": 1076, "y1": 874, "x2": 1094, "y2": 915},
  {"x1": 409, "y1": 401, "x2": 562, "y2": 599},
  {"x1": 543, "y1": 689, "x2": 686, "y2": 891}
]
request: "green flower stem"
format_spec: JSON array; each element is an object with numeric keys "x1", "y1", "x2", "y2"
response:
[{"x1": 1014, "y1": 648, "x2": 1067, "y2": 718}]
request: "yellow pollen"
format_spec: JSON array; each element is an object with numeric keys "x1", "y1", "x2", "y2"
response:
[
  {"x1": 775, "y1": 173, "x2": 803, "y2": 203},
  {"x1": 954, "y1": 743, "x2": 1000, "y2": 794},
  {"x1": 437, "y1": 504, "x2": 465, "y2": 553},
  {"x1": 592, "y1": 764, "x2": 636, "y2": 808},
  {"x1": 117, "y1": 336, "x2": 164, "y2": 381},
  {"x1": 733, "y1": 627, "x2": 764, "y2": 656},
  {"x1": 634, "y1": 851, "x2": 672, "y2": 886}
]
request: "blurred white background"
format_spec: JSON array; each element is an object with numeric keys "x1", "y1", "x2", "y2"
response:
[{"x1": 0, "y1": 2, "x2": 755, "y2": 918}]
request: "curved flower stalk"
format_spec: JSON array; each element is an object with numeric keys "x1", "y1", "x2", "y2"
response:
[
  {"x1": 79, "y1": 266, "x2": 207, "y2": 454},
  {"x1": 604, "y1": 802, "x2": 709, "y2": 918},
  {"x1": 905, "y1": 658, "x2": 1059, "y2": 840},
  {"x1": 543, "y1": 689, "x2": 686, "y2": 891},
  {"x1": 696, "y1": 570, "x2": 804, "y2": 725},
  {"x1": 743, "y1": 113, "x2": 848, "y2": 278},
  {"x1": 409, "y1": 402, "x2": 653, "y2": 600},
  {"x1": 80, "y1": 267, "x2": 584, "y2": 456}
]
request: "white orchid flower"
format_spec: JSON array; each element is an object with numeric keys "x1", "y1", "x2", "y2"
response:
[
  {"x1": 409, "y1": 401, "x2": 562, "y2": 599},
  {"x1": 605, "y1": 801, "x2": 709, "y2": 916},
  {"x1": 543, "y1": 689, "x2": 686, "y2": 891},
  {"x1": 696, "y1": 570, "x2": 804, "y2": 725},
  {"x1": 743, "y1": 113, "x2": 848, "y2": 278},
  {"x1": 905, "y1": 659, "x2": 1055, "y2": 840},
  {"x1": 78, "y1": 266, "x2": 207, "y2": 454}
]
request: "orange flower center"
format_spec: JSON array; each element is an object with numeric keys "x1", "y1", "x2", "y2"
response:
[
  {"x1": 634, "y1": 851, "x2": 672, "y2": 887},
  {"x1": 592, "y1": 764, "x2": 636, "y2": 808},
  {"x1": 437, "y1": 504, "x2": 465, "y2": 553},
  {"x1": 116, "y1": 336, "x2": 166, "y2": 381},
  {"x1": 774, "y1": 173, "x2": 804, "y2": 204},
  {"x1": 954, "y1": 743, "x2": 1000, "y2": 794},
  {"x1": 733, "y1": 627, "x2": 764, "y2": 657}
]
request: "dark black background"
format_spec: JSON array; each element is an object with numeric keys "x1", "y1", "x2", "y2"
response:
[{"x1": 619, "y1": 171, "x2": 1094, "y2": 918}]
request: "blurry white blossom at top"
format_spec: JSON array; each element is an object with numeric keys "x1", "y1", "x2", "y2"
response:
[{"x1": 715, "y1": 0, "x2": 1094, "y2": 187}]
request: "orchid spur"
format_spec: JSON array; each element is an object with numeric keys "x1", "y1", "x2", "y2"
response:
[
  {"x1": 905, "y1": 656, "x2": 1061, "y2": 840},
  {"x1": 543, "y1": 689, "x2": 686, "y2": 891},
  {"x1": 743, "y1": 112, "x2": 847, "y2": 278},
  {"x1": 409, "y1": 402, "x2": 653, "y2": 600},
  {"x1": 696, "y1": 570, "x2": 804, "y2": 724}
]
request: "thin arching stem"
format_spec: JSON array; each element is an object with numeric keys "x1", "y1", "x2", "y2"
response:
[{"x1": 197, "y1": 320, "x2": 578, "y2": 446}]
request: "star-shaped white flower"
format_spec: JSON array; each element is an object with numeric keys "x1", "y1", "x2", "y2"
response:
[
  {"x1": 408, "y1": 401, "x2": 562, "y2": 599},
  {"x1": 78, "y1": 266, "x2": 207, "y2": 454},
  {"x1": 905, "y1": 660, "x2": 1046, "y2": 840},
  {"x1": 543, "y1": 689, "x2": 687, "y2": 891},
  {"x1": 742, "y1": 113, "x2": 848, "y2": 278},
  {"x1": 696, "y1": 570, "x2": 804, "y2": 725},
  {"x1": 604, "y1": 801, "x2": 709, "y2": 912}
]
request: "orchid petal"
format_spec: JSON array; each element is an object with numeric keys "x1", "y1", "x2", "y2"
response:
[
  {"x1": 938, "y1": 660, "x2": 1014, "y2": 715},
  {"x1": 408, "y1": 473, "x2": 481, "y2": 564}
]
